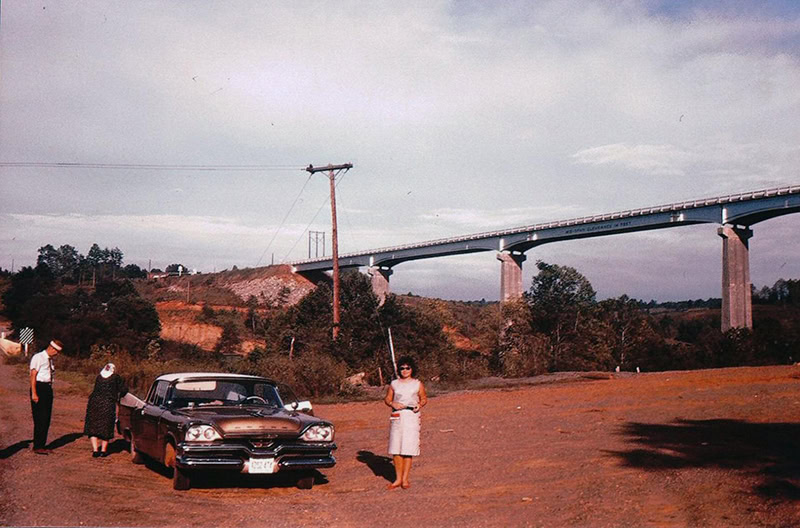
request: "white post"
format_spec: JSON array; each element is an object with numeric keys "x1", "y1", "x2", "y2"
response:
[{"x1": 388, "y1": 327, "x2": 398, "y2": 379}]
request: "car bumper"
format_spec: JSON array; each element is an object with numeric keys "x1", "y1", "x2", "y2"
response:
[{"x1": 175, "y1": 441, "x2": 337, "y2": 473}]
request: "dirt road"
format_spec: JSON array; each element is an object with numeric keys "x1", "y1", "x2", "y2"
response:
[{"x1": 2, "y1": 359, "x2": 799, "y2": 527}]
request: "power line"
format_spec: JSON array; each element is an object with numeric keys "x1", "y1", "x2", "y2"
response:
[
  {"x1": 255, "y1": 172, "x2": 315, "y2": 267},
  {"x1": 0, "y1": 161, "x2": 303, "y2": 171},
  {"x1": 281, "y1": 169, "x2": 351, "y2": 264}
]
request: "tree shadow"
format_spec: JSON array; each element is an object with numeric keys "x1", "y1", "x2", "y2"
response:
[
  {"x1": 609, "y1": 419, "x2": 800, "y2": 500},
  {"x1": 356, "y1": 450, "x2": 396, "y2": 482},
  {"x1": 46, "y1": 432, "x2": 83, "y2": 450},
  {"x1": 0, "y1": 440, "x2": 31, "y2": 459}
]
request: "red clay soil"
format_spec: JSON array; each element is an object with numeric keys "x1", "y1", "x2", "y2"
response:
[{"x1": 1, "y1": 360, "x2": 799, "y2": 527}]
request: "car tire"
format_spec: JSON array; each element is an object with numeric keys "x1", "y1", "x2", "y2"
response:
[
  {"x1": 296, "y1": 474, "x2": 314, "y2": 490},
  {"x1": 173, "y1": 466, "x2": 192, "y2": 491},
  {"x1": 130, "y1": 433, "x2": 145, "y2": 464}
]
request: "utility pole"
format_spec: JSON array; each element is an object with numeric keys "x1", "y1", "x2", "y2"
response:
[
  {"x1": 305, "y1": 163, "x2": 352, "y2": 340},
  {"x1": 309, "y1": 230, "x2": 326, "y2": 258}
]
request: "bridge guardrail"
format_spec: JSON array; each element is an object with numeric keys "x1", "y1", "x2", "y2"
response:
[{"x1": 292, "y1": 185, "x2": 800, "y2": 265}]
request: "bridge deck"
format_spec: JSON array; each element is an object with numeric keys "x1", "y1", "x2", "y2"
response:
[{"x1": 292, "y1": 185, "x2": 800, "y2": 272}]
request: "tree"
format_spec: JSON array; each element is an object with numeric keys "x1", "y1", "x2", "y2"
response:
[
  {"x1": 165, "y1": 263, "x2": 187, "y2": 274},
  {"x1": 37, "y1": 244, "x2": 81, "y2": 282},
  {"x1": 597, "y1": 295, "x2": 661, "y2": 370},
  {"x1": 496, "y1": 299, "x2": 549, "y2": 376},
  {"x1": 2, "y1": 266, "x2": 56, "y2": 321},
  {"x1": 246, "y1": 296, "x2": 259, "y2": 332},
  {"x1": 525, "y1": 261, "x2": 596, "y2": 371},
  {"x1": 86, "y1": 243, "x2": 107, "y2": 269},
  {"x1": 2, "y1": 265, "x2": 160, "y2": 358},
  {"x1": 123, "y1": 264, "x2": 147, "y2": 279},
  {"x1": 215, "y1": 321, "x2": 242, "y2": 355},
  {"x1": 84, "y1": 243, "x2": 125, "y2": 281}
]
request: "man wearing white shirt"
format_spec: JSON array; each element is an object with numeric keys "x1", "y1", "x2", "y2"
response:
[{"x1": 30, "y1": 340, "x2": 62, "y2": 455}]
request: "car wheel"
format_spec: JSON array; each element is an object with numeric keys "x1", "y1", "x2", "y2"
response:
[
  {"x1": 130, "y1": 433, "x2": 144, "y2": 464},
  {"x1": 164, "y1": 442, "x2": 191, "y2": 490},
  {"x1": 296, "y1": 474, "x2": 314, "y2": 490},
  {"x1": 173, "y1": 466, "x2": 192, "y2": 491}
]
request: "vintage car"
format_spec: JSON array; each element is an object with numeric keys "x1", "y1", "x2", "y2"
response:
[{"x1": 117, "y1": 372, "x2": 336, "y2": 490}]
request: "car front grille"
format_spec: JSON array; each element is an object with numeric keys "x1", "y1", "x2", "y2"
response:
[{"x1": 249, "y1": 440, "x2": 276, "y2": 449}]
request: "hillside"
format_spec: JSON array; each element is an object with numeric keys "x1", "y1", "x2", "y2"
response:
[
  {"x1": 135, "y1": 264, "x2": 316, "y2": 307},
  {"x1": 136, "y1": 264, "x2": 317, "y2": 353},
  {"x1": 135, "y1": 266, "x2": 496, "y2": 354}
]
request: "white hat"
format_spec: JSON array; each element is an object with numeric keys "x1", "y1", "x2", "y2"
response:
[{"x1": 100, "y1": 363, "x2": 115, "y2": 378}]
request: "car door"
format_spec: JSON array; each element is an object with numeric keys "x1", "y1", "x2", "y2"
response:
[{"x1": 137, "y1": 381, "x2": 168, "y2": 457}]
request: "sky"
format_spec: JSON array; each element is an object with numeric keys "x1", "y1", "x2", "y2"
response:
[{"x1": 1, "y1": 1, "x2": 799, "y2": 302}]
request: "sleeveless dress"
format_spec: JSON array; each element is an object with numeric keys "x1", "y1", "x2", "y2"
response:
[{"x1": 388, "y1": 378, "x2": 421, "y2": 456}]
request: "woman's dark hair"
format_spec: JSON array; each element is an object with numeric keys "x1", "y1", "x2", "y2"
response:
[{"x1": 396, "y1": 356, "x2": 417, "y2": 378}]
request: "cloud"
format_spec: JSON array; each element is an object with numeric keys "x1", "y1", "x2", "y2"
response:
[
  {"x1": 571, "y1": 143, "x2": 691, "y2": 176},
  {"x1": 418, "y1": 205, "x2": 584, "y2": 231},
  {"x1": 2, "y1": 1, "x2": 799, "y2": 299}
]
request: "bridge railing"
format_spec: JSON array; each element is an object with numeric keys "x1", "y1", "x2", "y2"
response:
[{"x1": 293, "y1": 185, "x2": 800, "y2": 265}]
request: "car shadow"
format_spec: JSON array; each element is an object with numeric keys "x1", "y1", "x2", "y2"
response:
[
  {"x1": 186, "y1": 469, "x2": 328, "y2": 489},
  {"x1": 0, "y1": 439, "x2": 31, "y2": 459},
  {"x1": 356, "y1": 450, "x2": 395, "y2": 482},
  {"x1": 105, "y1": 439, "x2": 129, "y2": 455},
  {"x1": 136, "y1": 456, "x2": 329, "y2": 489},
  {"x1": 608, "y1": 419, "x2": 800, "y2": 500}
]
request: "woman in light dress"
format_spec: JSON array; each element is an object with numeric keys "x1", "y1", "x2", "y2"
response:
[{"x1": 384, "y1": 356, "x2": 427, "y2": 490}]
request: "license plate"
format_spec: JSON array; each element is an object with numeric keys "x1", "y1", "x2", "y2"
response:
[{"x1": 249, "y1": 457, "x2": 277, "y2": 474}]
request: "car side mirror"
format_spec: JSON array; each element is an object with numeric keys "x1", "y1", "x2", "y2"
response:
[{"x1": 284, "y1": 400, "x2": 313, "y2": 414}]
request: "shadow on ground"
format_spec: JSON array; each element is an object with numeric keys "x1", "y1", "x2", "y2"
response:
[
  {"x1": 47, "y1": 432, "x2": 83, "y2": 450},
  {"x1": 0, "y1": 432, "x2": 83, "y2": 459},
  {"x1": 356, "y1": 450, "x2": 395, "y2": 482},
  {"x1": 609, "y1": 419, "x2": 800, "y2": 500},
  {"x1": 136, "y1": 456, "x2": 328, "y2": 490},
  {"x1": 0, "y1": 440, "x2": 31, "y2": 459}
]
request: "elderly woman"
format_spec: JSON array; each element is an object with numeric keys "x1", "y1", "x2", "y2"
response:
[
  {"x1": 384, "y1": 356, "x2": 428, "y2": 490},
  {"x1": 84, "y1": 363, "x2": 128, "y2": 458}
]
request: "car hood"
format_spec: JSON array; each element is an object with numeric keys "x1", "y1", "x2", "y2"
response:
[{"x1": 174, "y1": 407, "x2": 321, "y2": 436}]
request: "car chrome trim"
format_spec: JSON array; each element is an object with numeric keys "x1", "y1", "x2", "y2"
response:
[{"x1": 175, "y1": 454, "x2": 336, "y2": 471}]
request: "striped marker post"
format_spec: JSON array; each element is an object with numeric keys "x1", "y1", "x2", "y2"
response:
[{"x1": 19, "y1": 327, "x2": 34, "y2": 357}]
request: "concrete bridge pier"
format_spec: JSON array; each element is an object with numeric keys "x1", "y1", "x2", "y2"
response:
[
  {"x1": 497, "y1": 251, "x2": 527, "y2": 302},
  {"x1": 368, "y1": 266, "x2": 393, "y2": 305},
  {"x1": 718, "y1": 226, "x2": 753, "y2": 331}
]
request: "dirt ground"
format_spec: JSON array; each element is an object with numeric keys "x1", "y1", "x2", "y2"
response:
[{"x1": 2, "y1": 359, "x2": 799, "y2": 528}]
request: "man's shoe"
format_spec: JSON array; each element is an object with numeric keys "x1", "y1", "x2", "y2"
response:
[
  {"x1": 33, "y1": 448, "x2": 49, "y2": 455},
  {"x1": 92, "y1": 451, "x2": 101, "y2": 458}
]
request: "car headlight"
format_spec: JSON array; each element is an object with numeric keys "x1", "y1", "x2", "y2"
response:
[
  {"x1": 185, "y1": 424, "x2": 221, "y2": 442},
  {"x1": 301, "y1": 424, "x2": 334, "y2": 442}
]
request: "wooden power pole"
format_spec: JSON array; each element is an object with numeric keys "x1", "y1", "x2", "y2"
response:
[{"x1": 305, "y1": 163, "x2": 353, "y2": 340}]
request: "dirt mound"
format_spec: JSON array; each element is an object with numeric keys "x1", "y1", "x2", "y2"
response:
[
  {"x1": 0, "y1": 338, "x2": 21, "y2": 357},
  {"x1": 140, "y1": 266, "x2": 318, "y2": 353},
  {"x1": 140, "y1": 265, "x2": 316, "y2": 308}
]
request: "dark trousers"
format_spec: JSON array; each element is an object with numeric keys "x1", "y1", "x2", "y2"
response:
[{"x1": 30, "y1": 382, "x2": 53, "y2": 449}]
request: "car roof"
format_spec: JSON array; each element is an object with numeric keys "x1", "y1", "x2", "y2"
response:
[{"x1": 155, "y1": 372, "x2": 275, "y2": 384}]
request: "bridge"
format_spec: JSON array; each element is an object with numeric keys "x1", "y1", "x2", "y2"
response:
[{"x1": 291, "y1": 185, "x2": 800, "y2": 331}]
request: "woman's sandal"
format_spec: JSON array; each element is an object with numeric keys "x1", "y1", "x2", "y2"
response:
[
  {"x1": 401, "y1": 482, "x2": 411, "y2": 489},
  {"x1": 387, "y1": 482, "x2": 402, "y2": 490}
]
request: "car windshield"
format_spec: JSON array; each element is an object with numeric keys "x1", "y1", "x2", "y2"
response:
[{"x1": 167, "y1": 379, "x2": 283, "y2": 409}]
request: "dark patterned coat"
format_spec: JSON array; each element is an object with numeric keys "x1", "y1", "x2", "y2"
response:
[{"x1": 83, "y1": 373, "x2": 128, "y2": 440}]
